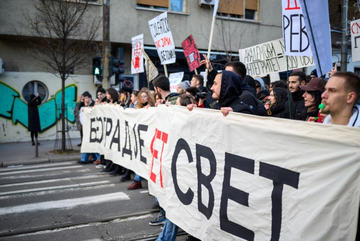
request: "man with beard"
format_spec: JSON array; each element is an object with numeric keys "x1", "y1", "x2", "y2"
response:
[{"x1": 288, "y1": 71, "x2": 307, "y2": 120}]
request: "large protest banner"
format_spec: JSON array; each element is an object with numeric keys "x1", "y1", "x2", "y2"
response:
[
  {"x1": 81, "y1": 105, "x2": 360, "y2": 241},
  {"x1": 239, "y1": 38, "x2": 314, "y2": 77},
  {"x1": 281, "y1": 0, "x2": 312, "y2": 56},
  {"x1": 148, "y1": 12, "x2": 176, "y2": 65},
  {"x1": 351, "y1": 19, "x2": 360, "y2": 62},
  {"x1": 131, "y1": 34, "x2": 144, "y2": 74}
]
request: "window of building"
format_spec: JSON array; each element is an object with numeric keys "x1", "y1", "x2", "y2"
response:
[
  {"x1": 22, "y1": 81, "x2": 49, "y2": 104},
  {"x1": 136, "y1": 0, "x2": 187, "y2": 13},
  {"x1": 218, "y1": 0, "x2": 258, "y2": 20}
]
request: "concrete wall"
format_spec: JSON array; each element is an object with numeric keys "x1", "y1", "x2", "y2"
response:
[{"x1": 0, "y1": 0, "x2": 282, "y2": 52}]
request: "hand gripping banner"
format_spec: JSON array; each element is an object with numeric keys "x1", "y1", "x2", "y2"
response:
[{"x1": 81, "y1": 105, "x2": 360, "y2": 241}]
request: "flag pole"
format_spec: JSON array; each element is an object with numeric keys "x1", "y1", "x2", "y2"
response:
[
  {"x1": 207, "y1": 14, "x2": 216, "y2": 60},
  {"x1": 164, "y1": 64, "x2": 168, "y2": 77}
]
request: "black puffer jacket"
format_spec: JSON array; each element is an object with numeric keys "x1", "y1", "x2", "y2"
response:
[
  {"x1": 290, "y1": 90, "x2": 307, "y2": 120},
  {"x1": 213, "y1": 71, "x2": 252, "y2": 114}
]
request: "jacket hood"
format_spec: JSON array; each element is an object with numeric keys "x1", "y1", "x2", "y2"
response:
[
  {"x1": 218, "y1": 71, "x2": 243, "y2": 107},
  {"x1": 255, "y1": 77, "x2": 266, "y2": 91}
]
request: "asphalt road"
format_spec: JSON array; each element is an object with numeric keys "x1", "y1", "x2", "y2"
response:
[{"x1": 0, "y1": 161, "x2": 186, "y2": 241}]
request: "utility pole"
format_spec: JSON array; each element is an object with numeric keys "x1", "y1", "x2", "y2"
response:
[
  {"x1": 340, "y1": 0, "x2": 349, "y2": 71},
  {"x1": 102, "y1": 0, "x2": 110, "y2": 88}
]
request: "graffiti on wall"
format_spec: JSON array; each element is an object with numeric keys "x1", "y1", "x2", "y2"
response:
[{"x1": 0, "y1": 81, "x2": 77, "y2": 132}]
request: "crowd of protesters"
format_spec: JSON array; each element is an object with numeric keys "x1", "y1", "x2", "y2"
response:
[{"x1": 74, "y1": 55, "x2": 360, "y2": 241}]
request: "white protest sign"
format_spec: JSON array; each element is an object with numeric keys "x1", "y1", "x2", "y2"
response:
[
  {"x1": 351, "y1": 19, "x2": 360, "y2": 62},
  {"x1": 148, "y1": 12, "x2": 176, "y2": 65},
  {"x1": 131, "y1": 34, "x2": 144, "y2": 74},
  {"x1": 239, "y1": 38, "x2": 314, "y2": 77},
  {"x1": 82, "y1": 105, "x2": 360, "y2": 241},
  {"x1": 282, "y1": 0, "x2": 312, "y2": 56},
  {"x1": 169, "y1": 72, "x2": 184, "y2": 93}
]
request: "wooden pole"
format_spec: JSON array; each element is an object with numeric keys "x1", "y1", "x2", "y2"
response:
[
  {"x1": 164, "y1": 64, "x2": 168, "y2": 77},
  {"x1": 194, "y1": 68, "x2": 198, "y2": 75},
  {"x1": 207, "y1": 14, "x2": 216, "y2": 60}
]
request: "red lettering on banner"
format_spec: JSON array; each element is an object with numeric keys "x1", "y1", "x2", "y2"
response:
[
  {"x1": 149, "y1": 128, "x2": 168, "y2": 188},
  {"x1": 351, "y1": 22, "x2": 360, "y2": 34},
  {"x1": 285, "y1": 0, "x2": 300, "y2": 10},
  {"x1": 155, "y1": 37, "x2": 172, "y2": 48}
]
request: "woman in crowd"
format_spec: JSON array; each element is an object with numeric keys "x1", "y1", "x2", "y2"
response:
[
  {"x1": 136, "y1": 88, "x2": 155, "y2": 109},
  {"x1": 106, "y1": 88, "x2": 119, "y2": 104},
  {"x1": 129, "y1": 90, "x2": 139, "y2": 108},
  {"x1": 127, "y1": 88, "x2": 155, "y2": 190},
  {"x1": 301, "y1": 77, "x2": 325, "y2": 121},
  {"x1": 266, "y1": 87, "x2": 290, "y2": 119}
]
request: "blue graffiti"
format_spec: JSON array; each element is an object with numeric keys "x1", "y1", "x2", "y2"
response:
[{"x1": 0, "y1": 81, "x2": 77, "y2": 132}]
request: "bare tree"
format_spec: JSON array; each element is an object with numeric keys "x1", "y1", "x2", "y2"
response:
[{"x1": 28, "y1": 0, "x2": 100, "y2": 151}]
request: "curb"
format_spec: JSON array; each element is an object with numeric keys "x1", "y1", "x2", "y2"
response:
[{"x1": 0, "y1": 155, "x2": 80, "y2": 168}]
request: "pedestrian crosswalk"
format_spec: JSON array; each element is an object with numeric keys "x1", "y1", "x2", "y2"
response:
[{"x1": 0, "y1": 161, "x2": 161, "y2": 240}]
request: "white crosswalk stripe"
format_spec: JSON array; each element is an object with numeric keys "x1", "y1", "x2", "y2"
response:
[
  {"x1": 0, "y1": 192, "x2": 130, "y2": 215},
  {"x1": 0, "y1": 161, "x2": 75, "y2": 172},
  {"x1": 0, "y1": 165, "x2": 85, "y2": 176},
  {"x1": 0, "y1": 174, "x2": 108, "y2": 188},
  {"x1": 0, "y1": 180, "x2": 112, "y2": 196}
]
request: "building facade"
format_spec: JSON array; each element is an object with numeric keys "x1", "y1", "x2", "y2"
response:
[{"x1": 0, "y1": 0, "x2": 282, "y2": 143}]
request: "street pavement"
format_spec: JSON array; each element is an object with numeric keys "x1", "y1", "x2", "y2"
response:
[{"x1": 0, "y1": 140, "x2": 187, "y2": 241}]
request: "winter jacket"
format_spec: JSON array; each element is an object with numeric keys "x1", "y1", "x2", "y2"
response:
[
  {"x1": 28, "y1": 95, "x2": 41, "y2": 132},
  {"x1": 290, "y1": 90, "x2": 307, "y2": 120},
  {"x1": 323, "y1": 104, "x2": 360, "y2": 127},
  {"x1": 165, "y1": 92, "x2": 180, "y2": 105}
]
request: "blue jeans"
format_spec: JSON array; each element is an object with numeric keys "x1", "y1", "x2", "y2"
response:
[
  {"x1": 80, "y1": 153, "x2": 100, "y2": 162},
  {"x1": 156, "y1": 219, "x2": 178, "y2": 241}
]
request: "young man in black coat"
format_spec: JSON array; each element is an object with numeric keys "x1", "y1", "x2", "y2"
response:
[{"x1": 288, "y1": 71, "x2": 307, "y2": 120}]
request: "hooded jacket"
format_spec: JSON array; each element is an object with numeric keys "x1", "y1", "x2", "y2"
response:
[{"x1": 213, "y1": 71, "x2": 252, "y2": 114}]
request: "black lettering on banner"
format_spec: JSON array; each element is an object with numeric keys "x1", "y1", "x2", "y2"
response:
[
  {"x1": 104, "y1": 117, "x2": 112, "y2": 146},
  {"x1": 196, "y1": 144, "x2": 216, "y2": 220},
  {"x1": 171, "y1": 138, "x2": 194, "y2": 205},
  {"x1": 132, "y1": 124, "x2": 138, "y2": 159},
  {"x1": 96, "y1": 117, "x2": 104, "y2": 143},
  {"x1": 138, "y1": 124, "x2": 148, "y2": 164},
  {"x1": 259, "y1": 162, "x2": 300, "y2": 241},
  {"x1": 122, "y1": 121, "x2": 132, "y2": 159},
  {"x1": 282, "y1": 15, "x2": 290, "y2": 51},
  {"x1": 290, "y1": 14, "x2": 300, "y2": 53},
  {"x1": 110, "y1": 119, "x2": 121, "y2": 152},
  {"x1": 89, "y1": 118, "x2": 97, "y2": 143},
  {"x1": 220, "y1": 153, "x2": 255, "y2": 241},
  {"x1": 300, "y1": 14, "x2": 309, "y2": 52}
]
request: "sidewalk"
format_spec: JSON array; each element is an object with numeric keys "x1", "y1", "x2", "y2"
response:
[{"x1": 0, "y1": 138, "x2": 82, "y2": 167}]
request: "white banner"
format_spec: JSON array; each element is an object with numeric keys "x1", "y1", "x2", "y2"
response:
[
  {"x1": 351, "y1": 19, "x2": 360, "y2": 62},
  {"x1": 239, "y1": 38, "x2": 314, "y2": 77},
  {"x1": 281, "y1": 0, "x2": 312, "y2": 56},
  {"x1": 82, "y1": 105, "x2": 360, "y2": 241},
  {"x1": 148, "y1": 12, "x2": 176, "y2": 65},
  {"x1": 131, "y1": 34, "x2": 144, "y2": 74}
]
